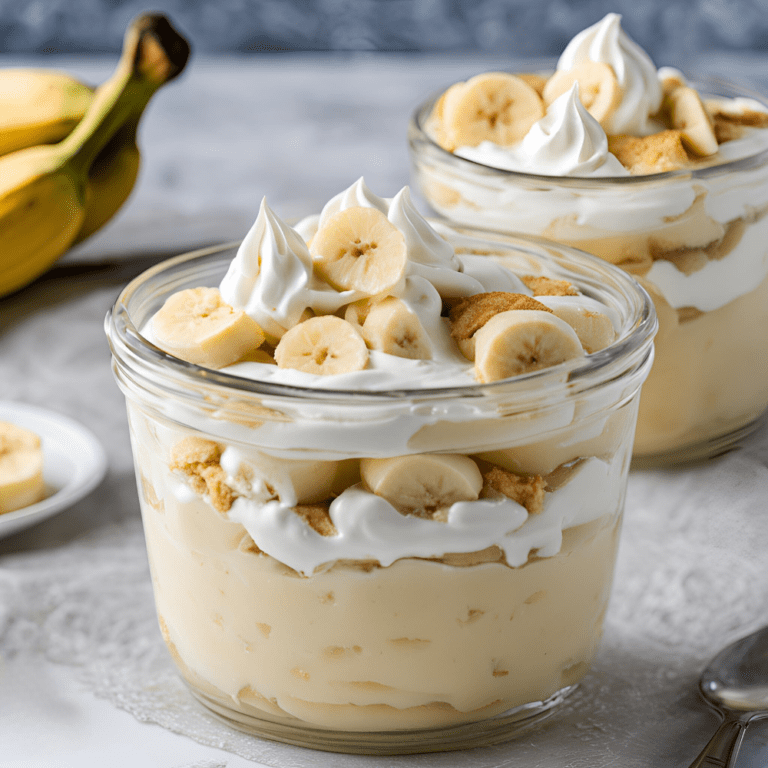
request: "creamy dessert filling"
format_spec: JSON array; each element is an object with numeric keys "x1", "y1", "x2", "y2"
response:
[{"x1": 116, "y1": 180, "x2": 652, "y2": 741}]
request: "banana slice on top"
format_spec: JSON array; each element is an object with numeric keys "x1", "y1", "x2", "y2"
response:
[
  {"x1": 666, "y1": 86, "x2": 718, "y2": 157},
  {"x1": 274, "y1": 315, "x2": 369, "y2": 376},
  {"x1": 473, "y1": 310, "x2": 584, "y2": 383},
  {"x1": 543, "y1": 62, "x2": 622, "y2": 128},
  {"x1": 361, "y1": 453, "x2": 483, "y2": 518},
  {"x1": 350, "y1": 296, "x2": 432, "y2": 360},
  {"x1": 442, "y1": 71, "x2": 545, "y2": 147},
  {"x1": 431, "y1": 81, "x2": 467, "y2": 151},
  {"x1": 310, "y1": 206, "x2": 407, "y2": 296},
  {"x1": 0, "y1": 421, "x2": 46, "y2": 514},
  {"x1": 152, "y1": 287, "x2": 266, "y2": 369},
  {"x1": 536, "y1": 298, "x2": 617, "y2": 354}
]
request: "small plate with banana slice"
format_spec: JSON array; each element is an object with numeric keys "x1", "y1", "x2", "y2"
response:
[{"x1": 0, "y1": 401, "x2": 107, "y2": 540}]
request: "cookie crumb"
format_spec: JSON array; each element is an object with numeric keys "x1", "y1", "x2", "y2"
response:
[
  {"x1": 609, "y1": 130, "x2": 690, "y2": 174},
  {"x1": 294, "y1": 502, "x2": 337, "y2": 536},
  {"x1": 170, "y1": 436, "x2": 237, "y2": 513},
  {"x1": 713, "y1": 116, "x2": 744, "y2": 144},
  {"x1": 706, "y1": 103, "x2": 768, "y2": 128},
  {"x1": 520, "y1": 275, "x2": 578, "y2": 297},
  {"x1": 483, "y1": 466, "x2": 546, "y2": 515},
  {"x1": 449, "y1": 292, "x2": 552, "y2": 342}
]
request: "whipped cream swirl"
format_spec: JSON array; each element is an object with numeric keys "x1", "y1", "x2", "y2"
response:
[
  {"x1": 219, "y1": 198, "x2": 316, "y2": 338},
  {"x1": 556, "y1": 12, "x2": 663, "y2": 135},
  {"x1": 456, "y1": 84, "x2": 628, "y2": 177}
]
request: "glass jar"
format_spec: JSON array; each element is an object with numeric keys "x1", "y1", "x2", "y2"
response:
[
  {"x1": 105, "y1": 230, "x2": 655, "y2": 754},
  {"x1": 410, "y1": 76, "x2": 768, "y2": 464}
]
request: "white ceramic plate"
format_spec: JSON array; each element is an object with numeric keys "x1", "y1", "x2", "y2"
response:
[{"x1": 0, "y1": 401, "x2": 108, "y2": 540}]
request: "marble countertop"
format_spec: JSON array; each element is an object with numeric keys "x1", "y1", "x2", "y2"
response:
[{"x1": 1, "y1": 52, "x2": 768, "y2": 768}]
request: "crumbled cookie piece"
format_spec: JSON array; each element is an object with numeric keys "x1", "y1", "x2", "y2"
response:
[
  {"x1": 520, "y1": 275, "x2": 578, "y2": 297},
  {"x1": 433, "y1": 545, "x2": 506, "y2": 567},
  {"x1": 677, "y1": 306, "x2": 705, "y2": 323},
  {"x1": 449, "y1": 292, "x2": 552, "y2": 342},
  {"x1": 713, "y1": 116, "x2": 744, "y2": 144},
  {"x1": 483, "y1": 466, "x2": 546, "y2": 515},
  {"x1": 236, "y1": 531, "x2": 263, "y2": 555},
  {"x1": 608, "y1": 130, "x2": 690, "y2": 174},
  {"x1": 706, "y1": 102, "x2": 768, "y2": 128},
  {"x1": 170, "y1": 436, "x2": 237, "y2": 513},
  {"x1": 649, "y1": 215, "x2": 747, "y2": 274},
  {"x1": 294, "y1": 502, "x2": 337, "y2": 537},
  {"x1": 649, "y1": 242, "x2": 708, "y2": 274}
]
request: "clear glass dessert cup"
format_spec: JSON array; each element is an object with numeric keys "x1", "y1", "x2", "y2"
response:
[
  {"x1": 409, "y1": 75, "x2": 768, "y2": 465},
  {"x1": 105, "y1": 230, "x2": 655, "y2": 754}
]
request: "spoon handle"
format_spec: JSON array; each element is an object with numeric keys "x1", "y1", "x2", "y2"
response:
[{"x1": 687, "y1": 716, "x2": 748, "y2": 768}]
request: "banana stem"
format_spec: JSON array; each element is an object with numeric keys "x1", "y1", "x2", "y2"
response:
[{"x1": 61, "y1": 13, "x2": 190, "y2": 178}]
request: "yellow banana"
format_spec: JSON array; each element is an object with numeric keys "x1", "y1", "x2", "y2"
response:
[
  {"x1": 74, "y1": 117, "x2": 141, "y2": 243},
  {"x1": 77, "y1": 25, "x2": 191, "y2": 244},
  {"x1": 0, "y1": 14, "x2": 190, "y2": 298},
  {"x1": 0, "y1": 69, "x2": 93, "y2": 156}
]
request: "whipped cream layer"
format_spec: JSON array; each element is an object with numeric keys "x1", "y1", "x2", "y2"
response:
[
  {"x1": 221, "y1": 451, "x2": 621, "y2": 576},
  {"x1": 421, "y1": 151, "x2": 768, "y2": 312},
  {"x1": 456, "y1": 84, "x2": 628, "y2": 177}
]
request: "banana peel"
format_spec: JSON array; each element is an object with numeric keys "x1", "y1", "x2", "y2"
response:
[{"x1": 0, "y1": 14, "x2": 190, "y2": 298}]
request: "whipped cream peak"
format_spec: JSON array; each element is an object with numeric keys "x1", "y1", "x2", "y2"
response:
[
  {"x1": 388, "y1": 186, "x2": 460, "y2": 270},
  {"x1": 455, "y1": 84, "x2": 628, "y2": 178},
  {"x1": 219, "y1": 197, "x2": 314, "y2": 337},
  {"x1": 318, "y1": 176, "x2": 389, "y2": 227},
  {"x1": 557, "y1": 12, "x2": 662, "y2": 135},
  {"x1": 521, "y1": 83, "x2": 628, "y2": 176}
]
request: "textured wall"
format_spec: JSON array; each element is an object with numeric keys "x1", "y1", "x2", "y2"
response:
[{"x1": 1, "y1": 0, "x2": 766, "y2": 65}]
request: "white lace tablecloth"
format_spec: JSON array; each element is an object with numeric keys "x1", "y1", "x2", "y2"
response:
[{"x1": 1, "y1": 53, "x2": 768, "y2": 768}]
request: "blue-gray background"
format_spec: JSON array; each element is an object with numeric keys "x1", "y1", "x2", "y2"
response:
[{"x1": 1, "y1": 0, "x2": 767, "y2": 65}]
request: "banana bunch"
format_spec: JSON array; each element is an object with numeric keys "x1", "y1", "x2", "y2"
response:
[{"x1": 0, "y1": 13, "x2": 191, "y2": 298}]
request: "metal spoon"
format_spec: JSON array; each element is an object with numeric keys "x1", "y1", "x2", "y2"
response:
[{"x1": 688, "y1": 624, "x2": 768, "y2": 768}]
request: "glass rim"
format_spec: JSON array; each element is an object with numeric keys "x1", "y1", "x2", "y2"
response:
[
  {"x1": 106, "y1": 230, "x2": 657, "y2": 406},
  {"x1": 410, "y1": 73, "x2": 768, "y2": 186}
]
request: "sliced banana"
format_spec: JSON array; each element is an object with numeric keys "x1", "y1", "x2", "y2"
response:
[
  {"x1": 666, "y1": 86, "x2": 718, "y2": 157},
  {"x1": 0, "y1": 421, "x2": 46, "y2": 514},
  {"x1": 536, "y1": 298, "x2": 617, "y2": 354},
  {"x1": 274, "y1": 315, "x2": 368, "y2": 376},
  {"x1": 235, "y1": 347, "x2": 277, "y2": 365},
  {"x1": 360, "y1": 453, "x2": 483, "y2": 518},
  {"x1": 310, "y1": 206, "x2": 407, "y2": 296},
  {"x1": 442, "y1": 71, "x2": 544, "y2": 148},
  {"x1": 473, "y1": 310, "x2": 584, "y2": 383},
  {"x1": 343, "y1": 296, "x2": 378, "y2": 329},
  {"x1": 152, "y1": 287, "x2": 266, "y2": 370},
  {"x1": 356, "y1": 296, "x2": 432, "y2": 360},
  {"x1": 431, "y1": 81, "x2": 467, "y2": 151},
  {"x1": 543, "y1": 62, "x2": 623, "y2": 128}
]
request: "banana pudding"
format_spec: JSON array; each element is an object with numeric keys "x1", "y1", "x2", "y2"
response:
[
  {"x1": 106, "y1": 180, "x2": 655, "y2": 752},
  {"x1": 410, "y1": 13, "x2": 768, "y2": 462}
]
